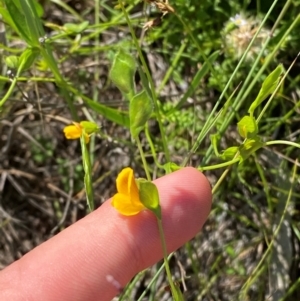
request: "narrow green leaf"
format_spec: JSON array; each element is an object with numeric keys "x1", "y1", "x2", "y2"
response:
[
  {"x1": 32, "y1": 0, "x2": 44, "y2": 17},
  {"x1": 0, "y1": 7, "x2": 16, "y2": 33},
  {"x1": 20, "y1": 0, "x2": 45, "y2": 46},
  {"x1": 130, "y1": 90, "x2": 153, "y2": 138},
  {"x1": 248, "y1": 64, "x2": 283, "y2": 116},
  {"x1": 237, "y1": 115, "x2": 258, "y2": 139},
  {"x1": 80, "y1": 130, "x2": 94, "y2": 211},
  {"x1": 83, "y1": 98, "x2": 130, "y2": 128},
  {"x1": 172, "y1": 284, "x2": 185, "y2": 301},
  {"x1": 239, "y1": 137, "x2": 265, "y2": 162},
  {"x1": 137, "y1": 179, "x2": 161, "y2": 219},
  {"x1": 2, "y1": 0, "x2": 32, "y2": 44}
]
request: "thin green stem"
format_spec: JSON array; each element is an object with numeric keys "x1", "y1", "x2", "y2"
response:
[
  {"x1": 88, "y1": 0, "x2": 101, "y2": 168},
  {"x1": 157, "y1": 39, "x2": 187, "y2": 94},
  {"x1": 0, "y1": 76, "x2": 56, "y2": 82},
  {"x1": 270, "y1": 0, "x2": 293, "y2": 35},
  {"x1": 175, "y1": 15, "x2": 225, "y2": 96},
  {"x1": 145, "y1": 124, "x2": 164, "y2": 169},
  {"x1": 199, "y1": 158, "x2": 240, "y2": 172},
  {"x1": 212, "y1": 167, "x2": 231, "y2": 195},
  {"x1": 257, "y1": 52, "x2": 299, "y2": 124},
  {"x1": 0, "y1": 76, "x2": 18, "y2": 107},
  {"x1": 118, "y1": 0, "x2": 170, "y2": 162},
  {"x1": 240, "y1": 160, "x2": 297, "y2": 298},
  {"x1": 93, "y1": 0, "x2": 100, "y2": 103},
  {"x1": 210, "y1": 138, "x2": 300, "y2": 196},
  {"x1": 136, "y1": 136, "x2": 151, "y2": 181},
  {"x1": 136, "y1": 253, "x2": 174, "y2": 301},
  {"x1": 265, "y1": 140, "x2": 300, "y2": 149},
  {"x1": 157, "y1": 217, "x2": 177, "y2": 298}
]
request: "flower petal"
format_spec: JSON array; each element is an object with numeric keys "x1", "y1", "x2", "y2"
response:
[
  {"x1": 129, "y1": 177, "x2": 143, "y2": 208},
  {"x1": 116, "y1": 168, "x2": 132, "y2": 194},
  {"x1": 112, "y1": 193, "x2": 144, "y2": 216},
  {"x1": 63, "y1": 124, "x2": 82, "y2": 139},
  {"x1": 112, "y1": 167, "x2": 146, "y2": 216}
]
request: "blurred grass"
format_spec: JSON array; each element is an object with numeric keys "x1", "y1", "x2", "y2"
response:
[{"x1": 0, "y1": 0, "x2": 300, "y2": 300}]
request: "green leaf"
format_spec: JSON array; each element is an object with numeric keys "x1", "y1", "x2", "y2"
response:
[
  {"x1": 237, "y1": 115, "x2": 258, "y2": 139},
  {"x1": 64, "y1": 21, "x2": 89, "y2": 33},
  {"x1": 5, "y1": 56, "x2": 19, "y2": 69},
  {"x1": 5, "y1": 48, "x2": 40, "y2": 74},
  {"x1": 80, "y1": 129, "x2": 94, "y2": 211},
  {"x1": 109, "y1": 49, "x2": 136, "y2": 94},
  {"x1": 3, "y1": 0, "x2": 45, "y2": 46},
  {"x1": 2, "y1": 0, "x2": 32, "y2": 44},
  {"x1": 32, "y1": 0, "x2": 43, "y2": 17},
  {"x1": 163, "y1": 162, "x2": 181, "y2": 173},
  {"x1": 239, "y1": 137, "x2": 265, "y2": 162},
  {"x1": 20, "y1": 0, "x2": 45, "y2": 46},
  {"x1": 130, "y1": 90, "x2": 153, "y2": 138},
  {"x1": 18, "y1": 47, "x2": 40, "y2": 74},
  {"x1": 0, "y1": 7, "x2": 15, "y2": 32},
  {"x1": 220, "y1": 146, "x2": 239, "y2": 161},
  {"x1": 137, "y1": 179, "x2": 161, "y2": 219},
  {"x1": 80, "y1": 121, "x2": 100, "y2": 135},
  {"x1": 248, "y1": 65, "x2": 283, "y2": 116}
]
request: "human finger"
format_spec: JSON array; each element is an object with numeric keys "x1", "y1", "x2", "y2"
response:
[{"x1": 0, "y1": 167, "x2": 212, "y2": 301}]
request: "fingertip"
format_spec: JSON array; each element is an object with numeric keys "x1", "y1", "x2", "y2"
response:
[
  {"x1": 180, "y1": 166, "x2": 212, "y2": 216},
  {"x1": 156, "y1": 167, "x2": 212, "y2": 224},
  {"x1": 151, "y1": 166, "x2": 212, "y2": 250}
]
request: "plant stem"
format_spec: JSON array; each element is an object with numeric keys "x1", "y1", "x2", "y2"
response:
[
  {"x1": 118, "y1": 0, "x2": 171, "y2": 163},
  {"x1": 0, "y1": 76, "x2": 18, "y2": 107},
  {"x1": 266, "y1": 140, "x2": 300, "y2": 149},
  {"x1": 199, "y1": 158, "x2": 240, "y2": 171},
  {"x1": 157, "y1": 217, "x2": 177, "y2": 298},
  {"x1": 136, "y1": 136, "x2": 151, "y2": 181}
]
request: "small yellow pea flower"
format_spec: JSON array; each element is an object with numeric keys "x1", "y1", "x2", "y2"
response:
[
  {"x1": 63, "y1": 122, "x2": 90, "y2": 143},
  {"x1": 111, "y1": 168, "x2": 146, "y2": 216}
]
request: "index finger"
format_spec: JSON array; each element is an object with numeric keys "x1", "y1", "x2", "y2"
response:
[{"x1": 0, "y1": 167, "x2": 212, "y2": 301}]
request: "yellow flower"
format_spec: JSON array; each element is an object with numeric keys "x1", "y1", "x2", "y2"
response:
[
  {"x1": 111, "y1": 168, "x2": 146, "y2": 216},
  {"x1": 63, "y1": 122, "x2": 90, "y2": 143}
]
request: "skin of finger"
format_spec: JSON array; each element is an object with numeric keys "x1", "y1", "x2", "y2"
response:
[{"x1": 0, "y1": 167, "x2": 212, "y2": 301}]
